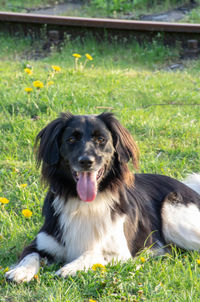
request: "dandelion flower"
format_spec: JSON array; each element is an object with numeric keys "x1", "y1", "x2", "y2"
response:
[
  {"x1": 34, "y1": 274, "x2": 39, "y2": 280},
  {"x1": 3, "y1": 267, "x2": 9, "y2": 273},
  {"x1": 73, "y1": 53, "x2": 81, "y2": 59},
  {"x1": 197, "y1": 259, "x2": 200, "y2": 265},
  {"x1": 0, "y1": 197, "x2": 9, "y2": 204},
  {"x1": 24, "y1": 68, "x2": 32, "y2": 75},
  {"x1": 91, "y1": 263, "x2": 106, "y2": 271},
  {"x1": 85, "y1": 53, "x2": 93, "y2": 60},
  {"x1": 33, "y1": 80, "x2": 44, "y2": 89},
  {"x1": 52, "y1": 65, "x2": 61, "y2": 72},
  {"x1": 19, "y1": 184, "x2": 28, "y2": 188},
  {"x1": 89, "y1": 300, "x2": 97, "y2": 302},
  {"x1": 22, "y1": 209, "x2": 32, "y2": 218},
  {"x1": 24, "y1": 87, "x2": 33, "y2": 93},
  {"x1": 140, "y1": 257, "x2": 146, "y2": 263},
  {"x1": 47, "y1": 81, "x2": 54, "y2": 86}
]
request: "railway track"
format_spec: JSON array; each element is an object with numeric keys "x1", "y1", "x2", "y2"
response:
[{"x1": 0, "y1": 12, "x2": 200, "y2": 48}]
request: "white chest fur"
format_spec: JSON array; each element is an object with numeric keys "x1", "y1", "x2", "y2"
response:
[{"x1": 52, "y1": 193, "x2": 131, "y2": 263}]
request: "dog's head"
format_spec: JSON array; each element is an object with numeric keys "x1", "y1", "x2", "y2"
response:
[{"x1": 36, "y1": 112, "x2": 139, "y2": 202}]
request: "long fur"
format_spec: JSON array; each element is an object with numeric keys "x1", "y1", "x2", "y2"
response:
[{"x1": 6, "y1": 112, "x2": 200, "y2": 282}]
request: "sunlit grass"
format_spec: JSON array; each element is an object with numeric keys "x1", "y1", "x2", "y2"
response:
[{"x1": 0, "y1": 34, "x2": 200, "y2": 301}]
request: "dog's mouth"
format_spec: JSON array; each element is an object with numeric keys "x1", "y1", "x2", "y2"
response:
[{"x1": 72, "y1": 167, "x2": 104, "y2": 202}]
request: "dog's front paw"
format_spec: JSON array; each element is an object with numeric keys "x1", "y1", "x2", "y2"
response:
[
  {"x1": 5, "y1": 253, "x2": 40, "y2": 283},
  {"x1": 5, "y1": 266, "x2": 36, "y2": 283},
  {"x1": 56, "y1": 263, "x2": 83, "y2": 278}
]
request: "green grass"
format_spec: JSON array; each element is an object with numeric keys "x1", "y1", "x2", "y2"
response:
[
  {"x1": 1, "y1": 34, "x2": 200, "y2": 301},
  {"x1": 88, "y1": 0, "x2": 193, "y2": 18},
  {"x1": 0, "y1": 0, "x2": 63, "y2": 12},
  {"x1": 181, "y1": 6, "x2": 200, "y2": 23},
  {"x1": 85, "y1": 0, "x2": 200, "y2": 20}
]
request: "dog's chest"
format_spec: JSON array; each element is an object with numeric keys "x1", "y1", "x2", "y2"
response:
[{"x1": 54, "y1": 195, "x2": 131, "y2": 262}]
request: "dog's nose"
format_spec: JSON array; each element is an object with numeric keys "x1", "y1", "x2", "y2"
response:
[{"x1": 78, "y1": 155, "x2": 95, "y2": 169}]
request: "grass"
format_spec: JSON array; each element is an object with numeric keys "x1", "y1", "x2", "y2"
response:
[
  {"x1": 0, "y1": 0, "x2": 63, "y2": 12},
  {"x1": 1, "y1": 33, "x2": 200, "y2": 301},
  {"x1": 181, "y1": 5, "x2": 200, "y2": 23},
  {"x1": 87, "y1": 0, "x2": 196, "y2": 18}
]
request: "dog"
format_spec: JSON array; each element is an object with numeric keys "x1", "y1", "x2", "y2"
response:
[{"x1": 6, "y1": 112, "x2": 200, "y2": 283}]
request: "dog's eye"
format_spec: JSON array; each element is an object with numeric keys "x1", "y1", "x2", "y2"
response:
[
  {"x1": 93, "y1": 136, "x2": 105, "y2": 144},
  {"x1": 67, "y1": 131, "x2": 82, "y2": 143},
  {"x1": 67, "y1": 137, "x2": 76, "y2": 143}
]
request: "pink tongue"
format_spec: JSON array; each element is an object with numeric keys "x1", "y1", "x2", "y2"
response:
[{"x1": 77, "y1": 171, "x2": 98, "y2": 202}]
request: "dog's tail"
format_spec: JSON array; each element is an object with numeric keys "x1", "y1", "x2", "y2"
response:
[{"x1": 183, "y1": 174, "x2": 200, "y2": 195}]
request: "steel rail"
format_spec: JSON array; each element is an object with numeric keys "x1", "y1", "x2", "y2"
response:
[{"x1": 0, "y1": 12, "x2": 200, "y2": 33}]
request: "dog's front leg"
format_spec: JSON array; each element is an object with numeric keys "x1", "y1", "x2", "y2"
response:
[
  {"x1": 5, "y1": 238, "x2": 44, "y2": 283},
  {"x1": 56, "y1": 249, "x2": 105, "y2": 277},
  {"x1": 5, "y1": 252, "x2": 40, "y2": 283}
]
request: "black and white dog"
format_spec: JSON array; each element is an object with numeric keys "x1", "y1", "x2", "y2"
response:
[{"x1": 6, "y1": 112, "x2": 200, "y2": 282}]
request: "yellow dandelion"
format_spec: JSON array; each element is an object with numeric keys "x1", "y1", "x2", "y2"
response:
[
  {"x1": 140, "y1": 257, "x2": 146, "y2": 263},
  {"x1": 24, "y1": 68, "x2": 32, "y2": 75},
  {"x1": 19, "y1": 184, "x2": 28, "y2": 188},
  {"x1": 4, "y1": 267, "x2": 9, "y2": 273},
  {"x1": 89, "y1": 300, "x2": 97, "y2": 302},
  {"x1": 33, "y1": 80, "x2": 44, "y2": 89},
  {"x1": 34, "y1": 274, "x2": 39, "y2": 280},
  {"x1": 0, "y1": 235, "x2": 3, "y2": 240},
  {"x1": 0, "y1": 197, "x2": 9, "y2": 204},
  {"x1": 91, "y1": 263, "x2": 106, "y2": 271},
  {"x1": 24, "y1": 87, "x2": 33, "y2": 93},
  {"x1": 196, "y1": 259, "x2": 200, "y2": 265},
  {"x1": 47, "y1": 81, "x2": 54, "y2": 86},
  {"x1": 85, "y1": 53, "x2": 93, "y2": 61},
  {"x1": 73, "y1": 53, "x2": 81, "y2": 59},
  {"x1": 22, "y1": 209, "x2": 32, "y2": 218},
  {"x1": 52, "y1": 65, "x2": 61, "y2": 72}
]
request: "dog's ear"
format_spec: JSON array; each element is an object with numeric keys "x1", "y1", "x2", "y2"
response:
[
  {"x1": 35, "y1": 112, "x2": 73, "y2": 165},
  {"x1": 98, "y1": 112, "x2": 139, "y2": 169}
]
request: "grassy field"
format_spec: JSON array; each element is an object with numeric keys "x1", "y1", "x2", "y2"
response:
[{"x1": 0, "y1": 34, "x2": 200, "y2": 301}]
